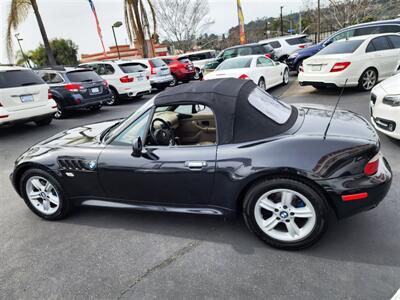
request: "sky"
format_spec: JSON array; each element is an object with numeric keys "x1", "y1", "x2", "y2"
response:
[{"x1": 0, "y1": 0, "x2": 302, "y2": 63}]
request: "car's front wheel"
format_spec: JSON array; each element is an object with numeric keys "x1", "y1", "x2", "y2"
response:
[
  {"x1": 243, "y1": 178, "x2": 328, "y2": 250},
  {"x1": 106, "y1": 89, "x2": 118, "y2": 106},
  {"x1": 282, "y1": 68, "x2": 289, "y2": 85},
  {"x1": 20, "y1": 169, "x2": 71, "y2": 220},
  {"x1": 257, "y1": 77, "x2": 266, "y2": 90}
]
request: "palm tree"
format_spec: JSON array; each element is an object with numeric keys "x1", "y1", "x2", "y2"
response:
[
  {"x1": 7, "y1": 0, "x2": 56, "y2": 66},
  {"x1": 124, "y1": 0, "x2": 157, "y2": 58}
]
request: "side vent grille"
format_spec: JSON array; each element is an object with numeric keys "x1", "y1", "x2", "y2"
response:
[{"x1": 58, "y1": 159, "x2": 86, "y2": 171}]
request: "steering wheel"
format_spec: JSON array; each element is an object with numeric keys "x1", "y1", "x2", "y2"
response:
[{"x1": 150, "y1": 118, "x2": 175, "y2": 146}]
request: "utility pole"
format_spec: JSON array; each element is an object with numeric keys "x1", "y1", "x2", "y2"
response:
[
  {"x1": 280, "y1": 6, "x2": 284, "y2": 36},
  {"x1": 15, "y1": 33, "x2": 32, "y2": 68},
  {"x1": 299, "y1": 12, "x2": 302, "y2": 34},
  {"x1": 317, "y1": 0, "x2": 321, "y2": 42}
]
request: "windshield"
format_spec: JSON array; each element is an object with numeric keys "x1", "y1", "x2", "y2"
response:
[
  {"x1": 0, "y1": 70, "x2": 44, "y2": 88},
  {"x1": 104, "y1": 97, "x2": 155, "y2": 142},
  {"x1": 317, "y1": 40, "x2": 364, "y2": 55},
  {"x1": 66, "y1": 70, "x2": 102, "y2": 82},
  {"x1": 216, "y1": 57, "x2": 252, "y2": 71},
  {"x1": 119, "y1": 63, "x2": 146, "y2": 73},
  {"x1": 248, "y1": 87, "x2": 292, "y2": 124}
]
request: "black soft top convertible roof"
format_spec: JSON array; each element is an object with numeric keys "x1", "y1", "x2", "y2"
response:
[{"x1": 154, "y1": 78, "x2": 297, "y2": 144}]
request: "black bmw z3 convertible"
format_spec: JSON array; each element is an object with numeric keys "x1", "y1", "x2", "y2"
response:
[{"x1": 11, "y1": 78, "x2": 392, "y2": 249}]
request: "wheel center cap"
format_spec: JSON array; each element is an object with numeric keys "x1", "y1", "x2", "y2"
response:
[
  {"x1": 279, "y1": 211, "x2": 289, "y2": 219},
  {"x1": 40, "y1": 192, "x2": 47, "y2": 199}
]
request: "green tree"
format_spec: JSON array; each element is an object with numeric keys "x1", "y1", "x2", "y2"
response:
[
  {"x1": 16, "y1": 39, "x2": 79, "y2": 67},
  {"x1": 7, "y1": 0, "x2": 56, "y2": 66}
]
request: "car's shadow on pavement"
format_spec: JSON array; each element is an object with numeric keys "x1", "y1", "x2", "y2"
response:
[{"x1": 59, "y1": 202, "x2": 400, "y2": 268}]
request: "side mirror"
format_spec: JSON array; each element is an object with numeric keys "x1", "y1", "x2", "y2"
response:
[
  {"x1": 131, "y1": 136, "x2": 143, "y2": 157},
  {"x1": 217, "y1": 56, "x2": 224, "y2": 62}
]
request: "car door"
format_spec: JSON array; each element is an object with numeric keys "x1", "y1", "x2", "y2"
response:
[
  {"x1": 97, "y1": 107, "x2": 217, "y2": 206},
  {"x1": 367, "y1": 36, "x2": 395, "y2": 79},
  {"x1": 387, "y1": 35, "x2": 400, "y2": 74},
  {"x1": 256, "y1": 56, "x2": 279, "y2": 88}
]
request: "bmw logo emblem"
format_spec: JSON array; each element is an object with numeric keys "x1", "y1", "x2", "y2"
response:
[
  {"x1": 279, "y1": 211, "x2": 289, "y2": 219},
  {"x1": 87, "y1": 160, "x2": 97, "y2": 170}
]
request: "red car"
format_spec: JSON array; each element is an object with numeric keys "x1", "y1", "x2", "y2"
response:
[{"x1": 161, "y1": 57, "x2": 196, "y2": 86}]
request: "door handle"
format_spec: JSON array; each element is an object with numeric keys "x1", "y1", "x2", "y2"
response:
[{"x1": 185, "y1": 161, "x2": 207, "y2": 170}]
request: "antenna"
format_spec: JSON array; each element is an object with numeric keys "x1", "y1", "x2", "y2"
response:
[{"x1": 323, "y1": 79, "x2": 348, "y2": 140}]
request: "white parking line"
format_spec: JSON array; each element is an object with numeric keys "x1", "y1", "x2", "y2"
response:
[{"x1": 391, "y1": 288, "x2": 400, "y2": 300}]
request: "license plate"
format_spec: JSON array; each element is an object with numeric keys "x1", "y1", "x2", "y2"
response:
[
  {"x1": 20, "y1": 95, "x2": 34, "y2": 103},
  {"x1": 161, "y1": 69, "x2": 169, "y2": 75},
  {"x1": 91, "y1": 87, "x2": 100, "y2": 93},
  {"x1": 137, "y1": 76, "x2": 144, "y2": 81},
  {"x1": 312, "y1": 65, "x2": 322, "y2": 71}
]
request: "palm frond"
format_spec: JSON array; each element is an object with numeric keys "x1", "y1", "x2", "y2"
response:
[{"x1": 6, "y1": 0, "x2": 32, "y2": 59}]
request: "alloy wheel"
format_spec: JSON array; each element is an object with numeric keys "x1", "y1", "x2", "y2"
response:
[
  {"x1": 26, "y1": 176, "x2": 60, "y2": 215},
  {"x1": 361, "y1": 70, "x2": 377, "y2": 91},
  {"x1": 193, "y1": 69, "x2": 200, "y2": 80},
  {"x1": 106, "y1": 90, "x2": 116, "y2": 105},
  {"x1": 283, "y1": 69, "x2": 289, "y2": 84},
  {"x1": 254, "y1": 188, "x2": 316, "y2": 242},
  {"x1": 54, "y1": 104, "x2": 63, "y2": 119}
]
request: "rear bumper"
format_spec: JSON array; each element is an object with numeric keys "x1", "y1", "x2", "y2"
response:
[
  {"x1": 0, "y1": 102, "x2": 56, "y2": 126},
  {"x1": 64, "y1": 94, "x2": 111, "y2": 110},
  {"x1": 299, "y1": 72, "x2": 359, "y2": 88},
  {"x1": 150, "y1": 74, "x2": 173, "y2": 85},
  {"x1": 318, "y1": 156, "x2": 392, "y2": 219},
  {"x1": 174, "y1": 69, "x2": 196, "y2": 80}
]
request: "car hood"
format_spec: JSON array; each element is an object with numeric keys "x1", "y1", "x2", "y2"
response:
[
  {"x1": 36, "y1": 119, "x2": 122, "y2": 148},
  {"x1": 376, "y1": 73, "x2": 400, "y2": 94},
  {"x1": 295, "y1": 104, "x2": 378, "y2": 143}
]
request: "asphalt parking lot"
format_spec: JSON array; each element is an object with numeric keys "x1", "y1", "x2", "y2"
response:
[{"x1": 1, "y1": 77, "x2": 399, "y2": 299}]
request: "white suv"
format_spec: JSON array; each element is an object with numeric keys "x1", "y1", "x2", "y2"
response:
[
  {"x1": 0, "y1": 66, "x2": 56, "y2": 126},
  {"x1": 259, "y1": 34, "x2": 313, "y2": 61},
  {"x1": 130, "y1": 58, "x2": 174, "y2": 91},
  {"x1": 80, "y1": 60, "x2": 151, "y2": 105}
]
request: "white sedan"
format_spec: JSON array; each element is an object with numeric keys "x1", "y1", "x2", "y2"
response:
[
  {"x1": 203, "y1": 55, "x2": 289, "y2": 90},
  {"x1": 299, "y1": 33, "x2": 400, "y2": 91},
  {"x1": 370, "y1": 73, "x2": 400, "y2": 139}
]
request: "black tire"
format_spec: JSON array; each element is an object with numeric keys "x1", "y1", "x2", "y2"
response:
[
  {"x1": 169, "y1": 75, "x2": 178, "y2": 87},
  {"x1": 242, "y1": 178, "x2": 329, "y2": 250},
  {"x1": 54, "y1": 103, "x2": 68, "y2": 119},
  {"x1": 19, "y1": 168, "x2": 71, "y2": 220},
  {"x1": 358, "y1": 68, "x2": 378, "y2": 91},
  {"x1": 295, "y1": 59, "x2": 304, "y2": 74},
  {"x1": 257, "y1": 77, "x2": 266, "y2": 90},
  {"x1": 106, "y1": 88, "x2": 119, "y2": 106},
  {"x1": 35, "y1": 117, "x2": 53, "y2": 126},
  {"x1": 282, "y1": 68, "x2": 289, "y2": 85},
  {"x1": 89, "y1": 104, "x2": 102, "y2": 111},
  {"x1": 193, "y1": 68, "x2": 201, "y2": 80}
]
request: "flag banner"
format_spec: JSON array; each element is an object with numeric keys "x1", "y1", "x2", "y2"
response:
[
  {"x1": 88, "y1": 0, "x2": 107, "y2": 55},
  {"x1": 236, "y1": 0, "x2": 246, "y2": 45}
]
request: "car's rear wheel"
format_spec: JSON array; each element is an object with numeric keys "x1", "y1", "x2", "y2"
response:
[
  {"x1": 20, "y1": 169, "x2": 71, "y2": 220},
  {"x1": 282, "y1": 68, "x2": 289, "y2": 85},
  {"x1": 193, "y1": 68, "x2": 201, "y2": 80},
  {"x1": 106, "y1": 89, "x2": 118, "y2": 106},
  {"x1": 35, "y1": 117, "x2": 53, "y2": 126},
  {"x1": 358, "y1": 68, "x2": 378, "y2": 91},
  {"x1": 243, "y1": 178, "x2": 328, "y2": 250},
  {"x1": 257, "y1": 77, "x2": 266, "y2": 90},
  {"x1": 169, "y1": 75, "x2": 178, "y2": 87}
]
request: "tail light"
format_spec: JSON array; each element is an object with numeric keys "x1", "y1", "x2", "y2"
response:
[
  {"x1": 238, "y1": 74, "x2": 249, "y2": 80},
  {"x1": 48, "y1": 89, "x2": 53, "y2": 100},
  {"x1": 364, "y1": 154, "x2": 380, "y2": 176},
  {"x1": 120, "y1": 75, "x2": 134, "y2": 83},
  {"x1": 330, "y1": 62, "x2": 351, "y2": 73},
  {"x1": 298, "y1": 44, "x2": 306, "y2": 49},
  {"x1": 149, "y1": 60, "x2": 156, "y2": 75},
  {"x1": 64, "y1": 84, "x2": 82, "y2": 92},
  {"x1": 265, "y1": 54, "x2": 271, "y2": 58}
]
